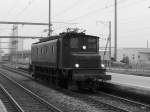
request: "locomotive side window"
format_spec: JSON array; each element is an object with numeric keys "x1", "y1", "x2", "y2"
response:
[
  {"x1": 37, "y1": 48, "x2": 38, "y2": 55},
  {"x1": 52, "y1": 46, "x2": 54, "y2": 54},
  {"x1": 41, "y1": 48, "x2": 43, "y2": 55},
  {"x1": 45, "y1": 47, "x2": 48, "y2": 54},
  {"x1": 70, "y1": 38, "x2": 79, "y2": 48}
]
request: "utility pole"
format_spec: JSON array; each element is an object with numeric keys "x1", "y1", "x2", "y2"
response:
[
  {"x1": 12, "y1": 24, "x2": 18, "y2": 65},
  {"x1": 103, "y1": 21, "x2": 111, "y2": 67},
  {"x1": 114, "y1": 0, "x2": 117, "y2": 61},
  {"x1": 109, "y1": 21, "x2": 111, "y2": 67},
  {"x1": 96, "y1": 20, "x2": 111, "y2": 66},
  {"x1": 49, "y1": 0, "x2": 51, "y2": 36}
]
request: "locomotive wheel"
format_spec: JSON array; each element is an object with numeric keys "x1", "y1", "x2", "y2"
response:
[
  {"x1": 58, "y1": 78, "x2": 64, "y2": 88},
  {"x1": 58, "y1": 78, "x2": 68, "y2": 89},
  {"x1": 60, "y1": 70, "x2": 69, "y2": 89},
  {"x1": 55, "y1": 77, "x2": 59, "y2": 86},
  {"x1": 54, "y1": 71, "x2": 60, "y2": 86},
  {"x1": 53, "y1": 76, "x2": 59, "y2": 86},
  {"x1": 63, "y1": 78, "x2": 69, "y2": 89},
  {"x1": 76, "y1": 81, "x2": 83, "y2": 90},
  {"x1": 32, "y1": 73, "x2": 38, "y2": 80},
  {"x1": 89, "y1": 81, "x2": 97, "y2": 92},
  {"x1": 52, "y1": 76, "x2": 55, "y2": 84}
]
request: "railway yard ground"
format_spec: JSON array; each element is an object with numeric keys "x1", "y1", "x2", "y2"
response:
[{"x1": 1, "y1": 63, "x2": 150, "y2": 112}]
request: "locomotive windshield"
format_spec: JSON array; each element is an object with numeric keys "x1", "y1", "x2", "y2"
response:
[
  {"x1": 70, "y1": 36, "x2": 98, "y2": 52},
  {"x1": 87, "y1": 37, "x2": 97, "y2": 49},
  {"x1": 70, "y1": 38, "x2": 79, "y2": 48}
]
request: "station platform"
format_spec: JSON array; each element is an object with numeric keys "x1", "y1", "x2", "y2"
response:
[
  {"x1": 106, "y1": 72, "x2": 150, "y2": 98},
  {"x1": 107, "y1": 68, "x2": 150, "y2": 77},
  {"x1": 107, "y1": 72, "x2": 150, "y2": 90}
]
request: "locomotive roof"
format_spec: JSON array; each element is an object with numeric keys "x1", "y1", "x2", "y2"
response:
[
  {"x1": 33, "y1": 35, "x2": 60, "y2": 44},
  {"x1": 33, "y1": 32, "x2": 99, "y2": 44},
  {"x1": 60, "y1": 32, "x2": 99, "y2": 38}
]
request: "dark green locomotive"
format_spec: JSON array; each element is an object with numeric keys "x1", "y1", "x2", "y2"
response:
[{"x1": 31, "y1": 32, "x2": 111, "y2": 89}]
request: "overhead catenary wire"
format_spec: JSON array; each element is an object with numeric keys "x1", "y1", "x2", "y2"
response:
[
  {"x1": 65, "y1": 0, "x2": 125, "y2": 22},
  {"x1": 51, "y1": 0, "x2": 148, "y2": 35},
  {"x1": 2, "y1": 0, "x2": 147, "y2": 35},
  {"x1": 55, "y1": 0, "x2": 147, "y2": 35},
  {"x1": 115, "y1": 0, "x2": 148, "y2": 23},
  {"x1": 116, "y1": 0, "x2": 147, "y2": 11},
  {"x1": 6, "y1": 0, "x2": 146, "y2": 23},
  {"x1": 52, "y1": 0, "x2": 124, "y2": 32},
  {"x1": 63, "y1": 0, "x2": 145, "y2": 22},
  {"x1": 7, "y1": 0, "x2": 22, "y2": 15},
  {"x1": 14, "y1": 0, "x2": 35, "y2": 20},
  {"x1": 52, "y1": 0, "x2": 84, "y2": 19},
  {"x1": 121, "y1": 26, "x2": 150, "y2": 33}
]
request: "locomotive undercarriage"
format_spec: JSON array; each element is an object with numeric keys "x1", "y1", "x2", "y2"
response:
[
  {"x1": 32, "y1": 65, "x2": 70, "y2": 88},
  {"x1": 70, "y1": 69, "x2": 110, "y2": 90},
  {"x1": 32, "y1": 65, "x2": 110, "y2": 90}
]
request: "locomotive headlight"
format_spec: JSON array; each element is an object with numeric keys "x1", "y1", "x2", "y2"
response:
[
  {"x1": 75, "y1": 64, "x2": 80, "y2": 68},
  {"x1": 82, "y1": 45, "x2": 86, "y2": 50},
  {"x1": 101, "y1": 64, "x2": 105, "y2": 68}
]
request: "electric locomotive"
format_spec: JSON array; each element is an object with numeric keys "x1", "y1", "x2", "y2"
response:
[{"x1": 31, "y1": 31, "x2": 111, "y2": 89}]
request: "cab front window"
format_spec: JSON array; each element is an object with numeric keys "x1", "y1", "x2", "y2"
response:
[
  {"x1": 70, "y1": 36, "x2": 98, "y2": 52},
  {"x1": 70, "y1": 38, "x2": 79, "y2": 48},
  {"x1": 87, "y1": 38, "x2": 97, "y2": 49}
]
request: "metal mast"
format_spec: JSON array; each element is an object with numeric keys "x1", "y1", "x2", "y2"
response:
[
  {"x1": 49, "y1": 0, "x2": 51, "y2": 36},
  {"x1": 114, "y1": 0, "x2": 117, "y2": 61},
  {"x1": 109, "y1": 21, "x2": 111, "y2": 67}
]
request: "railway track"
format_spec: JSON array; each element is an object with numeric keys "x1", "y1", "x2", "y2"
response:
[
  {"x1": 0, "y1": 71, "x2": 63, "y2": 112},
  {"x1": 0, "y1": 84, "x2": 24, "y2": 112},
  {"x1": 1, "y1": 65, "x2": 31, "y2": 78},
  {"x1": 78, "y1": 94, "x2": 130, "y2": 112},
  {"x1": 2, "y1": 64, "x2": 150, "y2": 112},
  {"x1": 100, "y1": 91, "x2": 150, "y2": 110},
  {"x1": 85, "y1": 91, "x2": 150, "y2": 112}
]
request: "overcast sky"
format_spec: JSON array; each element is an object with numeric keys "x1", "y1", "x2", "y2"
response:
[{"x1": 0, "y1": 0, "x2": 150, "y2": 50}]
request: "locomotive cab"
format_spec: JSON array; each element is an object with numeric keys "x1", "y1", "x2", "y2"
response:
[
  {"x1": 70, "y1": 35, "x2": 100, "y2": 68},
  {"x1": 60, "y1": 33, "x2": 111, "y2": 82},
  {"x1": 61, "y1": 34, "x2": 100, "y2": 68}
]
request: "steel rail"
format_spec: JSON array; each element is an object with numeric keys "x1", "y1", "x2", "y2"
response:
[
  {"x1": 85, "y1": 95, "x2": 132, "y2": 112},
  {"x1": 0, "y1": 84, "x2": 24, "y2": 112},
  {"x1": 0, "y1": 70, "x2": 63, "y2": 112},
  {"x1": 97, "y1": 91, "x2": 150, "y2": 110},
  {"x1": 3, "y1": 65, "x2": 150, "y2": 111},
  {"x1": 1, "y1": 66, "x2": 129, "y2": 112}
]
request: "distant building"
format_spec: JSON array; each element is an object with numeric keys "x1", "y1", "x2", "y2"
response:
[
  {"x1": 1, "y1": 54, "x2": 10, "y2": 62},
  {"x1": 99, "y1": 47, "x2": 150, "y2": 65},
  {"x1": 10, "y1": 50, "x2": 31, "y2": 64},
  {"x1": 117, "y1": 48, "x2": 150, "y2": 64}
]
